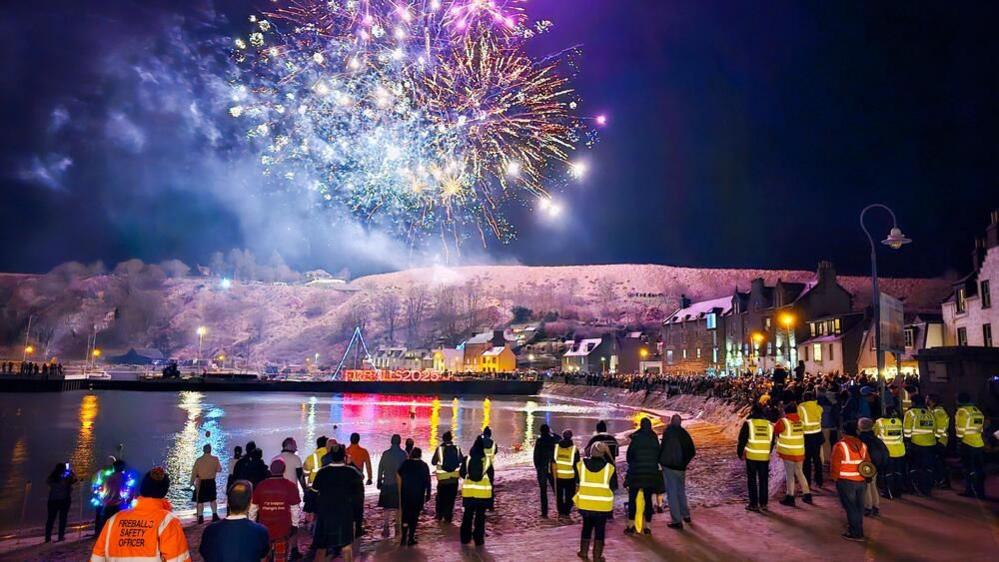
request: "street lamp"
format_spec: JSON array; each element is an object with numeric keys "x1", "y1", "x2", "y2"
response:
[
  {"x1": 196, "y1": 326, "x2": 207, "y2": 364},
  {"x1": 860, "y1": 203, "x2": 911, "y2": 417},
  {"x1": 779, "y1": 312, "x2": 796, "y2": 368}
]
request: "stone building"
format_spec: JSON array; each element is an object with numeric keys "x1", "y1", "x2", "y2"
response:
[{"x1": 942, "y1": 210, "x2": 998, "y2": 348}]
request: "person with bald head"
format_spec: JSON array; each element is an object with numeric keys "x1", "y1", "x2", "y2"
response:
[{"x1": 200, "y1": 480, "x2": 270, "y2": 562}]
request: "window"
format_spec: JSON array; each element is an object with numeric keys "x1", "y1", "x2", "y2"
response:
[
  {"x1": 834, "y1": 318, "x2": 841, "y2": 334},
  {"x1": 682, "y1": 349, "x2": 687, "y2": 359},
  {"x1": 667, "y1": 350, "x2": 674, "y2": 364},
  {"x1": 828, "y1": 344, "x2": 834, "y2": 361},
  {"x1": 706, "y1": 313, "x2": 717, "y2": 330},
  {"x1": 712, "y1": 348, "x2": 718, "y2": 363},
  {"x1": 904, "y1": 328, "x2": 915, "y2": 349},
  {"x1": 696, "y1": 348, "x2": 702, "y2": 359},
  {"x1": 956, "y1": 288, "x2": 967, "y2": 314},
  {"x1": 957, "y1": 327, "x2": 968, "y2": 346},
  {"x1": 812, "y1": 343, "x2": 823, "y2": 362},
  {"x1": 766, "y1": 343, "x2": 772, "y2": 355},
  {"x1": 982, "y1": 280, "x2": 992, "y2": 309},
  {"x1": 764, "y1": 317, "x2": 771, "y2": 331},
  {"x1": 985, "y1": 324, "x2": 993, "y2": 348},
  {"x1": 810, "y1": 323, "x2": 816, "y2": 337}
]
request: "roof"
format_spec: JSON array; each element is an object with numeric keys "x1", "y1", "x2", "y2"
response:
[
  {"x1": 465, "y1": 331, "x2": 496, "y2": 344},
  {"x1": 800, "y1": 334, "x2": 844, "y2": 345},
  {"x1": 666, "y1": 296, "x2": 733, "y2": 324},
  {"x1": 481, "y1": 346, "x2": 510, "y2": 357},
  {"x1": 434, "y1": 348, "x2": 463, "y2": 359},
  {"x1": 564, "y1": 338, "x2": 604, "y2": 357}
]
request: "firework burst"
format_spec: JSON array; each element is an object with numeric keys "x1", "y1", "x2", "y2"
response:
[{"x1": 229, "y1": 0, "x2": 595, "y2": 252}]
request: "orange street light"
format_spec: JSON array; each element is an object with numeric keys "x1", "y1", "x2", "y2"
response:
[
  {"x1": 751, "y1": 332, "x2": 765, "y2": 345},
  {"x1": 92, "y1": 349, "x2": 102, "y2": 358},
  {"x1": 780, "y1": 312, "x2": 795, "y2": 328},
  {"x1": 24, "y1": 345, "x2": 35, "y2": 355},
  {"x1": 640, "y1": 348, "x2": 649, "y2": 359}
]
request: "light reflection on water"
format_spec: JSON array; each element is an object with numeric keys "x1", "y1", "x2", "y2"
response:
[{"x1": 0, "y1": 391, "x2": 640, "y2": 530}]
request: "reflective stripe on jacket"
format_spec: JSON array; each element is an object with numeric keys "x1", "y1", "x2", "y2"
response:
[
  {"x1": 435, "y1": 445, "x2": 461, "y2": 480},
  {"x1": 744, "y1": 419, "x2": 773, "y2": 462},
  {"x1": 955, "y1": 405, "x2": 985, "y2": 448},
  {"x1": 903, "y1": 408, "x2": 937, "y2": 447},
  {"x1": 832, "y1": 438, "x2": 869, "y2": 482},
  {"x1": 775, "y1": 417, "x2": 804, "y2": 459},
  {"x1": 573, "y1": 461, "x2": 614, "y2": 512},
  {"x1": 91, "y1": 497, "x2": 190, "y2": 562},
  {"x1": 932, "y1": 407, "x2": 950, "y2": 445},
  {"x1": 874, "y1": 417, "x2": 905, "y2": 458},
  {"x1": 303, "y1": 447, "x2": 327, "y2": 487},
  {"x1": 554, "y1": 444, "x2": 577, "y2": 479},
  {"x1": 797, "y1": 401, "x2": 823, "y2": 435},
  {"x1": 461, "y1": 457, "x2": 493, "y2": 499}
]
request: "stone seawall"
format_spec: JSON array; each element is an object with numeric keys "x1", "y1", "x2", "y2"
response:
[{"x1": 542, "y1": 383, "x2": 750, "y2": 440}]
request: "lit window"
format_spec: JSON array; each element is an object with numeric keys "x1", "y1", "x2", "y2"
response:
[
  {"x1": 764, "y1": 317, "x2": 771, "y2": 331},
  {"x1": 904, "y1": 329, "x2": 915, "y2": 349},
  {"x1": 696, "y1": 348, "x2": 702, "y2": 359},
  {"x1": 667, "y1": 350, "x2": 674, "y2": 364},
  {"x1": 813, "y1": 343, "x2": 823, "y2": 362},
  {"x1": 682, "y1": 349, "x2": 687, "y2": 359},
  {"x1": 956, "y1": 288, "x2": 967, "y2": 314},
  {"x1": 957, "y1": 327, "x2": 968, "y2": 346},
  {"x1": 706, "y1": 313, "x2": 717, "y2": 330},
  {"x1": 834, "y1": 318, "x2": 841, "y2": 334},
  {"x1": 810, "y1": 323, "x2": 816, "y2": 337}
]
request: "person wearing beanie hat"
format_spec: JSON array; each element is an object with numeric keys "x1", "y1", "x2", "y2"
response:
[
  {"x1": 857, "y1": 418, "x2": 887, "y2": 516},
  {"x1": 250, "y1": 459, "x2": 301, "y2": 560},
  {"x1": 92, "y1": 467, "x2": 191, "y2": 561}
]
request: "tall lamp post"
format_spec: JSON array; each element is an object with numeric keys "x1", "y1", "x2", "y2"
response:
[
  {"x1": 779, "y1": 312, "x2": 796, "y2": 368},
  {"x1": 860, "y1": 204, "x2": 911, "y2": 417}
]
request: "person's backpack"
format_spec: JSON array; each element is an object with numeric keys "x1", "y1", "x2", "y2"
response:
[
  {"x1": 441, "y1": 445, "x2": 461, "y2": 472},
  {"x1": 659, "y1": 432, "x2": 684, "y2": 468}
]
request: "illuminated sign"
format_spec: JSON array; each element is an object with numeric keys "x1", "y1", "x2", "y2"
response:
[{"x1": 342, "y1": 369, "x2": 455, "y2": 382}]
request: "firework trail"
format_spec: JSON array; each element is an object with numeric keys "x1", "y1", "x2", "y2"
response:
[{"x1": 229, "y1": 0, "x2": 597, "y2": 254}]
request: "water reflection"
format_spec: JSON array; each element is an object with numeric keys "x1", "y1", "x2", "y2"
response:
[
  {"x1": 69, "y1": 394, "x2": 99, "y2": 484},
  {"x1": 165, "y1": 392, "x2": 228, "y2": 507},
  {"x1": 429, "y1": 398, "x2": 440, "y2": 451},
  {"x1": 0, "y1": 437, "x2": 28, "y2": 514},
  {"x1": 522, "y1": 400, "x2": 538, "y2": 450},
  {"x1": 482, "y1": 397, "x2": 491, "y2": 430}
]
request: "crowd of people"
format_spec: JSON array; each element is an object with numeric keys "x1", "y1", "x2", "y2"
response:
[
  {"x1": 1, "y1": 360, "x2": 65, "y2": 377},
  {"x1": 30, "y1": 363, "x2": 984, "y2": 561}
]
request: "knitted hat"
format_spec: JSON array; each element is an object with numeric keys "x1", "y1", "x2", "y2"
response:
[
  {"x1": 140, "y1": 467, "x2": 170, "y2": 499},
  {"x1": 269, "y1": 458, "x2": 286, "y2": 476},
  {"x1": 858, "y1": 417, "x2": 874, "y2": 432}
]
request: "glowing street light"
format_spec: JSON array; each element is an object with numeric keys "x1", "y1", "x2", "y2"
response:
[
  {"x1": 24, "y1": 345, "x2": 35, "y2": 356},
  {"x1": 92, "y1": 349, "x2": 102, "y2": 358},
  {"x1": 640, "y1": 348, "x2": 649, "y2": 359},
  {"x1": 779, "y1": 312, "x2": 796, "y2": 367}
]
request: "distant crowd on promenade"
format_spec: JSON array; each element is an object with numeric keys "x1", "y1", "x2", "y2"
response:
[{"x1": 0, "y1": 360, "x2": 65, "y2": 377}]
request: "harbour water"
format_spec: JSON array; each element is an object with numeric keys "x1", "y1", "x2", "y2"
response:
[{"x1": 0, "y1": 390, "x2": 644, "y2": 531}]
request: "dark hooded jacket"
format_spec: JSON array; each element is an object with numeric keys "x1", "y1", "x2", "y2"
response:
[{"x1": 625, "y1": 427, "x2": 661, "y2": 488}]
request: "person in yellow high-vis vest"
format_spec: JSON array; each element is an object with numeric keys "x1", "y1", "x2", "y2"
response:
[
  {"x1": 775, "y1": 403, "x2": 812, "y2": 507},
  {"x1": 955, "y1": 392, "x2": 986, "y2": 498},
  {"x1": 574, "y1": 442, "x2": 617, "y2": 562},
  {"x1": 552, "y1": 430, "x2": 580, "y2": 518},
  {"x1": 874, "y1": 410, "x2": 906, "y2": 498},
  {"x1": 797, "y1": 391, "x2": 824, "y2": 488},
  {"x1": 738, "y1": 403, "x2": 775, "y2": 512},
  {"x1": 459, "y1": 437, "x2": 493, "y2": 546},
  {"x1": 903, "y1": 395, "x2": 936, "y2": 495},
  {"x1": 926, "y1": 394, "x2": 951, "y2": 489}
]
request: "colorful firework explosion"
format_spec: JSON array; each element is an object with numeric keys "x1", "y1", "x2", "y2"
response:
[{"x1": 229, "y1": 0, "x2": 596, "y2": 252}]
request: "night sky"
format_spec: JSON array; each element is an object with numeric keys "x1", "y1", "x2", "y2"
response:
[{"x1": 1, "y1": 1, "x2": 997, "y2": 277}]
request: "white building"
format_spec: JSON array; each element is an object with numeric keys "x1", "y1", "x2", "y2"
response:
[{"x1": 942, "y1": 210, "x2": 998, "y2": 348}]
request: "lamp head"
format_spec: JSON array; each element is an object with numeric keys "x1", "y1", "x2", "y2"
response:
[{"x1": 882, "y1": 227, "x2": 911, "y2": 250}]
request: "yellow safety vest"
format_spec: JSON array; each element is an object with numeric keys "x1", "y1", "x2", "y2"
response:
[
  {"x1": 461, "y1": 457, "x2": 493, "y2": 499},
  {"x1": 874, "y1": 417, "x2": 905, "y2": 458},
  {"x1": 573, "y1": 461, "x2": 614, "y2": 512},
  {"x1": 797, "y1": 401, "x2": 823, "y2": 435},
  {"x1": 955, "y1": 405, "x2": 985, "y2": 448},
  {"x1": 744, "y1": 419, "x2": 773, "y2": 462},
  {"x1": 435, "y1": 445, "x2": 461, "y2": 480},
  {"x1": 932, "y1": 406, "x2": 949, "y2": 446},
  {"x1": 554, "y1": 444, "x2": 577, "y2": 479},
  {"x1": 776, "y1": 417, "x2": 804, "y2": 457},
  {"x1": 484, "y1": 442, "x2": 497, "y2": 463},
  {"x1": 903, "y1": 408, "x2": 937, "y2": 447},
  {"x1": 303, "y1": 447, "x2": 327, "y2": 487}
]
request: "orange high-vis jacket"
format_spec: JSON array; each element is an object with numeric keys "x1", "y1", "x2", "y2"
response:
[
  {"x1": 91, "y1": 497, "x2": 191, "y2": 562},
  {"x1": 830, "y1": 436, "x2": 870, "y2": 483}
]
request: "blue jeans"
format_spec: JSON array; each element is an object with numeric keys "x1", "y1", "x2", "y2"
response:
[
  {"x1": 663, "y1": 468, "x2": 690, "y2": 524},
  {"x1": 836, "y1": 479, "x2": 865, "y2": 538}
]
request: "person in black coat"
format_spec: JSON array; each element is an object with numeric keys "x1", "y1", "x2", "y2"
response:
[
  {"x1": 533, "y1": 424, "x2": 559, "y2": 518},
  {"x1": 396, "y1": 448, "x2": 432, "y2": 546},
  {"x1": 625, "y1": 417, "x2": 661, "y2": 534},
  {"x1": 858, "y1": 418, "x2": 887, "y2": 516},
  {"x1": 585, "y1": 420, "x2": 620, "y2": 461},
  {"x1": 313, "y1": 444, "x2": 363, "y2": 562},
  {"x1": 659, "y1": 415, "x2": 696, "y2": 529}
]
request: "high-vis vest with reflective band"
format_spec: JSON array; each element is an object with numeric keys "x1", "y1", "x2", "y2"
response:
[
  {"x1": 435, "y1": 445, "x2": 461, "y2": 480},
  {"x1": 303, "y1": 447, "x2": 327, "y2": 487},
  {"x1": 573, "y1": 461, "x2": 614, "y2": 512},
  {"x1": 90, "y1": 497, "x2": 191, "y2": 562},
  {"x1": 797, "y1": 401, "x2": 823, "y2": 435},
  {"x1": 932, "y1": 406, "x2": 950, "y2": 446},
  {"x1": 461, "y1": 457, "x2": 493, "y2": 499},
  {"x1": 835, "y1": 440, "x2": 869, "y2": 482},
  {"x1": 874, "y1": 417, "x2": 905, "y2": 458},
  {"x1": 955, "y1": 405, "x2": 985, "y2": 448},
  {"x1": 776, "y1": 418, "x2": 804, "y2": 457},
  {"x1": 484, "y1": 442, "x2": 497, "y2": 463},
  {"x1": 554, "y1": 444, "x2": 576, "y2": 479},
  {"x1": 903, "y1": 408, "x2": 937, "y2": 447},
  {"x1": 745, "y1": 419, "x2": 774, "y2": 461}
]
